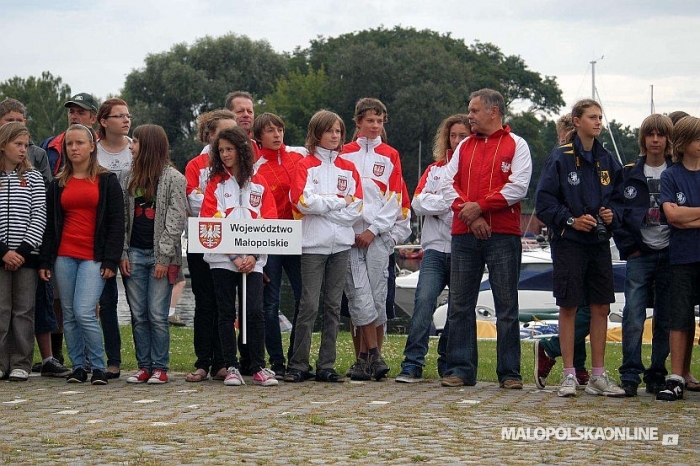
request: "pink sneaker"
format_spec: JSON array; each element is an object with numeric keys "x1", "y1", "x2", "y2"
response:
[
  {"x1": 253, "y1": 368, "x2": 279, "y2": 386},
  {"x1": 127, "y1": 368, "x2": 151, "y2": 384},
  {"x1": 224, "y1": 367, "x2": 245, "y2": 386},
  {"x1": 147, "y1": 369, "x2": 168, "y2": 384}
]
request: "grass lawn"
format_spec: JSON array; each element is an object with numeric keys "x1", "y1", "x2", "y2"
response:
[{"x1": 43, "y1": 326, "x2": 700, "y2": 384}]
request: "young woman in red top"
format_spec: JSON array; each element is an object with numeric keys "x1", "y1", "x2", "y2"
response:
[{"x1": 38, "y1": 124, "x2": 124, "y2": 385}]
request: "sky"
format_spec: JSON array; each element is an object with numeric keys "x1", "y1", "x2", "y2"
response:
[{"x1": 3, "y1": 0, "x2": 700, "y2": 129}]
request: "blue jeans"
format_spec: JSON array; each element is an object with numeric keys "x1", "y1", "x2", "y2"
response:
[
  {"x1": 401, "y1": 249, "x2": 450, "y2": 370},
  {"x1": 123, "y1": 248, "x2": 173, "y2": 371},
  {"x1": 54, "y1": 257, "x2": 107, "y2": 372},
  {"x1": 99, "y1": 275, "x2": 121, "y2": 368},
  {"x1": 263, "y1": 254, "x2": 301, "y2": 366},
  {"x1": 619, "y1": 249, "x2": 671, "y2": 385},
  {"x1": 445, "y1": 234, "x2": 522, "y2": 384}
]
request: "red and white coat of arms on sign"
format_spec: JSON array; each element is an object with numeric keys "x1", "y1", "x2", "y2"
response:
[
  {"x1": 199, "y1": 222, "x2": 222, "y2": 249},
  {"x1": 372, "y1": 163, "x2": 385, "y2": 177},
  {"x1": 337, "y1": 176, "x2": 347, "y2": 192},
  {"x1": 249, "y1": 192, "x2": 261, "y2": 207}
]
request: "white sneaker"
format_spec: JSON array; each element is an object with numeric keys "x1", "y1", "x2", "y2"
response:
[
  {"x1": 585, "y1": 372, "x2": 626, "y2": 397},
  {"x1": 224, "y1": 367, "x2": 245, "y2": 386},
  {"x1": 8, "y1": 369, "x2": 29, "y2": 381},
  {"x1": 558, "y1": 373, "x2": 578, "y2": 397},
  {"x1": 253, "y1": 368, "x2": 279, "y2": 386}
]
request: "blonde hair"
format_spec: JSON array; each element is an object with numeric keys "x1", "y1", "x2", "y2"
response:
[
  {"x1": 197, "y1": 109, "x2": 236, "y2": 144},
  {"x1": 671, "y1": 116, "x2": 700, "y2": 163},
  {"x1": 556, "y1": 114, "x2": 574, "y2": 144},
  {"x1": 432, "y1": 114, "x2": 470, "y2": 162},
  {"x1": 57, "y1": 124, "x2": 107, "y2": 187}
]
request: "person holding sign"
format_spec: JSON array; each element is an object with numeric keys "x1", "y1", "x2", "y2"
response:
[
  {"x1": 201, "y1": 127, "x2": 279, "y2": 387},
  {"x1": 286, "y1": 110, "x2": 363, "y2": 383}
]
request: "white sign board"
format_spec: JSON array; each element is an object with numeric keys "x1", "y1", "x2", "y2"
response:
[{"x1": 187, "y1": 217, "x2": 302, "y2": 254}]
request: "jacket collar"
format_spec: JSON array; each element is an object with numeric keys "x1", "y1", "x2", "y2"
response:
[
  {"x1": 315, "y1": 147, "x2": 338, "y2": 162},
  {"x1": 259, "y1": 144, "x2": 287, "y2": 161},
  {"x1": 355, "y1": 135, "x2": 382, "y2": 149}
]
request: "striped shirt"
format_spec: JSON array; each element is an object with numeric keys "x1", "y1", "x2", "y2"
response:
[{"x1": 0, "y1": 168, "x2": 47, "y2": 257}]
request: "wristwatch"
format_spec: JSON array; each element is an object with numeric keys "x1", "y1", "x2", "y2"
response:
[{"x1": 566, "y1": 217, "x2": 575, "y2": 227}]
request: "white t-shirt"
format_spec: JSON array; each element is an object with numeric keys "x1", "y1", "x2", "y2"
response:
[
  {"x1": 640, "y1": 162, "x2": 670, "y2": 250},
  {"x1": 97, "y1": 137, "x2": 132, "y2": 188}
]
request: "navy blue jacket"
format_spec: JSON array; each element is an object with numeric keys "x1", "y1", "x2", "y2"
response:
[
  {"x1": 612, "y1": 155, "x2": 673, "y2": 260},
  {"x1": 535, "y1": 135, "x2": 624, "y2": 244}
]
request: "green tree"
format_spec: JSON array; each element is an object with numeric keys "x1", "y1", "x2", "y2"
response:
[
  {"x1": 0, "y1": 71, "x2": 72, "y2": 142},
  {"x1": 260, "y1": 67, "x2": 332, "y2": 146},
  {"x1": 278, "y1": 26, "x2": 565, "y2": 192},
  {"x1": 507, "y1": 113, "x2": 565, "y2": 213},
  {"x1": 122, "y1": 33, "x2": 287, "y2": 169},
  {"x1": 599, "y1": 120, "x2": 639, "y2": 165},
  {"x1": 469, "y1": 41, "x2": 564, "y2": 116}
]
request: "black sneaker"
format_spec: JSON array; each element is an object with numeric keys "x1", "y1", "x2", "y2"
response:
[
  {"x1": 645, "y1": 379, "x2": 666, "y2": 394},
  {"x1": 91, "y1": 370, "x2": 108, "y2": 385},
  {"x1": 346, "y1": 363, "x2": 356, "y2": 378},
  {"x1": 67, "y1": 368, "x2": 88, "y2": 383},
  {"x1": 271, "y1": 364, "x2": 286, "y2": 380},
  {"x1": 368, "y1": 353, "x2": 390, "y2": 381},
  {"x1": 304, "y1": 366, "x2": 316, "y2": 380},
  {"x1": 396, "y1": 365, "x2": 423, "y2": 383},
  {"x1": 350, "y1": 358, "x2": 371, "y2": 381},
  {"x1": 32, "y1": 362, "x2": 43, "y2": 373},
  {"x1": 620, "y1": 381, "x2": 638, "y2": 397},
  {"x1": 657, "y1": 377, "x2": 684, "y2": 401},
  {"x1": 41, "y1": 357, "x2": 71, "y2": 377}
]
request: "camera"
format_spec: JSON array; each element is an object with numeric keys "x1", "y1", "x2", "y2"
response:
[{"x1": 592, "y1": 214, "x2": 611, "y2": 241}]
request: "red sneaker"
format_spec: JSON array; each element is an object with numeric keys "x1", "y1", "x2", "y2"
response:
[
  {"x1": 533, "y1": 340, "x2": 556, "y2": 389},
  {"x1": 576, "y1": 369, "x2": 590, "y2": 387},
  {"x1": 127, "y1": 368, "x2": 151, "y2": 384},
  {"x1": 147, "y1": 369, "x2": 168, "y2": 384}
]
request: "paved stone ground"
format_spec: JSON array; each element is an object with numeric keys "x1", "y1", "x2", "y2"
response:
[{"x1": 1, "y1": 373, "x2": 698, "y2": 465}]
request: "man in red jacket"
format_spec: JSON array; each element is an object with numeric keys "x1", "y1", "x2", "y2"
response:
[{"x1": 439, "y1": 88, "x2": 532, "y2": 389}]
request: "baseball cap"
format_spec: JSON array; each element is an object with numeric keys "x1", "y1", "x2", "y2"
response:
[{"x1": 64, "y1": 93, "x2": 98, "y2": 113}]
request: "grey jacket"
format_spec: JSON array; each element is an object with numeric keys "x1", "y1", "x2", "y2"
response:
[
  {"x1": 122, "y1": 165, "x2": 187, "y2": 266},
  {"x1": 28, "y1": 143, "x2": 52, "y2": 187}
]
